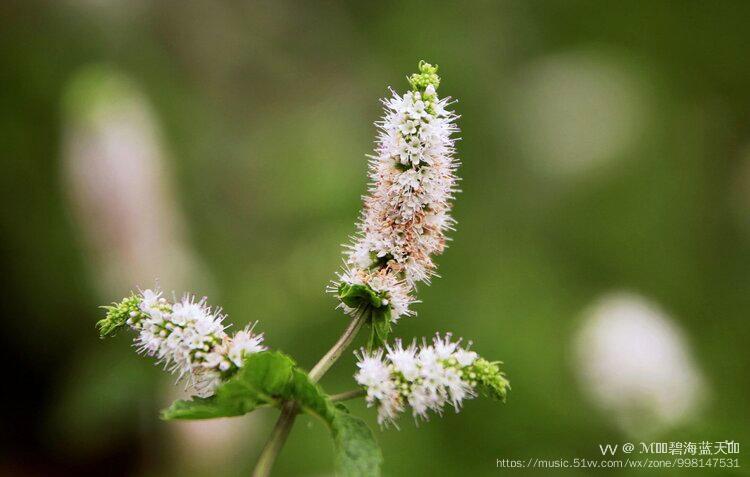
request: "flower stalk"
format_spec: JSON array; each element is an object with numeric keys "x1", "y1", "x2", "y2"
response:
[
  {"x1": 97, "y1": 61, "x2": 509, "y2": 477},
  {"x1": 330, "y1": 389, "x2": 367, "y2": 402},
  {"x1": 252, "y1": 308, "x2": 369, "y2": 476},
  {"x1": 252, "y1": 401, "x2": 298, "y2": 477}
]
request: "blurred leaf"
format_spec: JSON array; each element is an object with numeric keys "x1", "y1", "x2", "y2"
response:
[
  {"x1": 51, "y1": 345, "x2": 157, "y2": 453},
  {"x1": 332, "y1": 407, "x2": 383, "y2": 477}
]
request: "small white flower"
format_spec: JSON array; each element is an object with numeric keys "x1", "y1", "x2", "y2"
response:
[
  {"x1": 377, "y1": 388, "x2": 404, "y2": 427},
  {"x1": 442, "y1": 367, "x2": 473, "y2": 410},
  {"x1": 408, "y1": 383, "x2": 431, "y2": 419},
  {"x1": 140, "y1": 288, "x2": 162, "y2": 314},
  {"x1": 454, "y1": 349, "x2": 477, "y2": 367},
  {"x1": 432, "y1": 333, "x2": 459, "y2": 360},
  {"x1": 203, "y1": 351, "x2": 224, "y2": 369},
  {"x1": 227, "y1": 323, "x2": 266, "y2": 367},
  {"x1": 386, "y1": 339, "x2": 419, "y2": 381},
  {"x1": 355, "y1": 349, "x2": 390, "y2": 391},
  {"x1": 354, "y1": 349, "x2": 404, "y2": 427},
  {"x1": 354, "y1": 332, "x2": 502, "y2": 426}
]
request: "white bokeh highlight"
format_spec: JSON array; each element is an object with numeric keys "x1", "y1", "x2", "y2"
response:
[
  {"x1": 510, "y1": 51, "x2": 648, "y2": 178},
  {"x1": 574, "y1": 292, "x2": 705, "y2": 436},
  {"x1": 61, "y1": 65, "x2": 245, "y2": 471}
]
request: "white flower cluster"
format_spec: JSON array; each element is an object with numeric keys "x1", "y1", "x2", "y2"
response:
[
  {"x1": 355, "y1": 333, "x2": 506, "y2": 427},
  {"x1": 129, "y1": 289, "x2": 266, "y2": 397},
  {"x1": 334, "y1": 62, "x2": 459, "y2": 322}
]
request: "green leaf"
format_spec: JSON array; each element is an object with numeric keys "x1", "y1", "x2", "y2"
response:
[
  {"x1": 332, "y1": 409, "x2": 383, "y2": 477},
  {"x1": 338, "y1": 283, "x2": 384, "y2": 309},
  {"x1": 288, "y1": 373, "x2": 381, "y2": 476},
  {"x1": 161, "y1": 350, "x2": 382, "y2": 476},
  {"x1": 368, "y1": 306, "x2": 392, "y2": 351},
  {"x1": 161, "y1": 351, "x2": 295, "y2": 420},
  {"x1": 372, "y1": 307, "x2": 391, "y2": 341},
  {"x1": 337, "y1": 282, "x2": 394, "y2": 351},
  {"x1": 160, "y1": 396, "x2": 228, "y2": 420}
]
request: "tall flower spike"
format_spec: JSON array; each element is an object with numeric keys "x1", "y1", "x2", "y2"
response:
[
  {"x1": 331, "y1": 61, "x2": 460, "y2": 327},
  {"x1": 354, "y1": 333, "x2": 509, "y2": 427},
  {"x1": 98, "y1": 288, "x2": 266, "y2": 397}
]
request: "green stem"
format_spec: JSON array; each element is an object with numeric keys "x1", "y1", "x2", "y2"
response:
[
  {"x1": 251, "y1": 401, "x2": 297, "y2": 477},
  {"x1": 251, "y1": 308, "x2": 369, "y2": 476},
  {"x1": 330, "y1": 388, "x2": 366, "y2": 402},
  {"x1": 309, "y1": 307, "x2": 369, "y2": 382}
]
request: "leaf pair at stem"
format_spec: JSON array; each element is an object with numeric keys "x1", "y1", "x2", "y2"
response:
[
  {"x1": 337, "y1": 282, "x2": 393, "y2": 350},
  {"x1": 163, "y1": 351, "x2": 382, "y2": 477}
]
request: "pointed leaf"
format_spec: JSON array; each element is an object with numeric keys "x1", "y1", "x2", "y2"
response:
[
  {"x1": 161, "y1": 351, "x2": 295, "y2": 420},
  {"x1": 331, "y1": 409, "x2": 383, "y2": 477},
  {"x1": 160, "y1": 350, "x2": 382, "y2": 475}
]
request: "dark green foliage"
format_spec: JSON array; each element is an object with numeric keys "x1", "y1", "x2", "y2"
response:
[
  {"x1": 337, "y1": 282, "x2": 386, "y2": 309},
  {"x1": 337, "y1": 282, "x2": 394, "y2": 350}
]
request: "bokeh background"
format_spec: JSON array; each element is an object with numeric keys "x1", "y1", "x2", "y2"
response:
[{"x1": 2, "y1": 1, "x2": 749, "y2": 476}]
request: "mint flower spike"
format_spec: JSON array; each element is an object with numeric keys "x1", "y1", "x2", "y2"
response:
[
  {"x1": 99, "y1": 288, "x2": 266, "y2": 397},
  {"x1": 354, "y1": 333, "x2": 509, "y2": 427},
  {"x1": 330, "y1": 60, "x2": 459, "y2": 328}
]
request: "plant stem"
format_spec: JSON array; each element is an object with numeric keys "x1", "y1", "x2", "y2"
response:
[
  {"x1": 330, "y1": 388, "x2": 366, "y2": 402},
  {"x1": 251, "y1": 308, "x2": 369, "y2": 476},
  {"x1": 309, "y1": 307, "x2": 368, "y2": 382},
  {"x1": 252, "y1": 401, "x2": 297, "y2": 477}
]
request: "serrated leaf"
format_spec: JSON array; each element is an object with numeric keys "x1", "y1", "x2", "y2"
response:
[
  {"x1": 290, "y1": 380, "x2": 381, "y2": 476},
  {"x1": 161, "y1": 396, "x2": 229, "y2": 419},
  {"x1": 367, "y1": 306, "x2": 392, "y2": 351},
  {"x1": 161, "y1": 351, "x2": 295, "y2": 420},
  {"x1": 338, "y1": 283, "x2": 384, "y2": 309},
  {"x1": 289, "y1": 370, "x2": 335, "y2": 422},
  {"x1": 372, "y1": 307, "x2": 391, "y2": 341},
  {"x1": 331, "y1": 409, "x2": 383, "y2": 477},
  {"x1": 161, "y1": 350, "x2": 382, "y2": 475}
]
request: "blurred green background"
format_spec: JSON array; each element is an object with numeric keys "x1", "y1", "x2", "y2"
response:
[{"x1": 1, "y1": 1, "x2": 749, "y2": 476}]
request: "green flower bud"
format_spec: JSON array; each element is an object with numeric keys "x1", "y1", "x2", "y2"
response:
[
  {"x1": 469, "y1": 358, "x2": 510, "y2": 402},
  {"x1": 97, "y1": 293, "x2": 144, "y2": 338},
  {"x1": 408, "y1": 60, "x2": 441, "y2": 92}
]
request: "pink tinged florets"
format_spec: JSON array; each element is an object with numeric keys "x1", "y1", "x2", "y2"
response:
[
  {"x1": 129, "y1": 289, "x2": 266, "y2": 397},
  {"x1": 333, "y1": 64, "x2": 459, "y2": 323}
]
